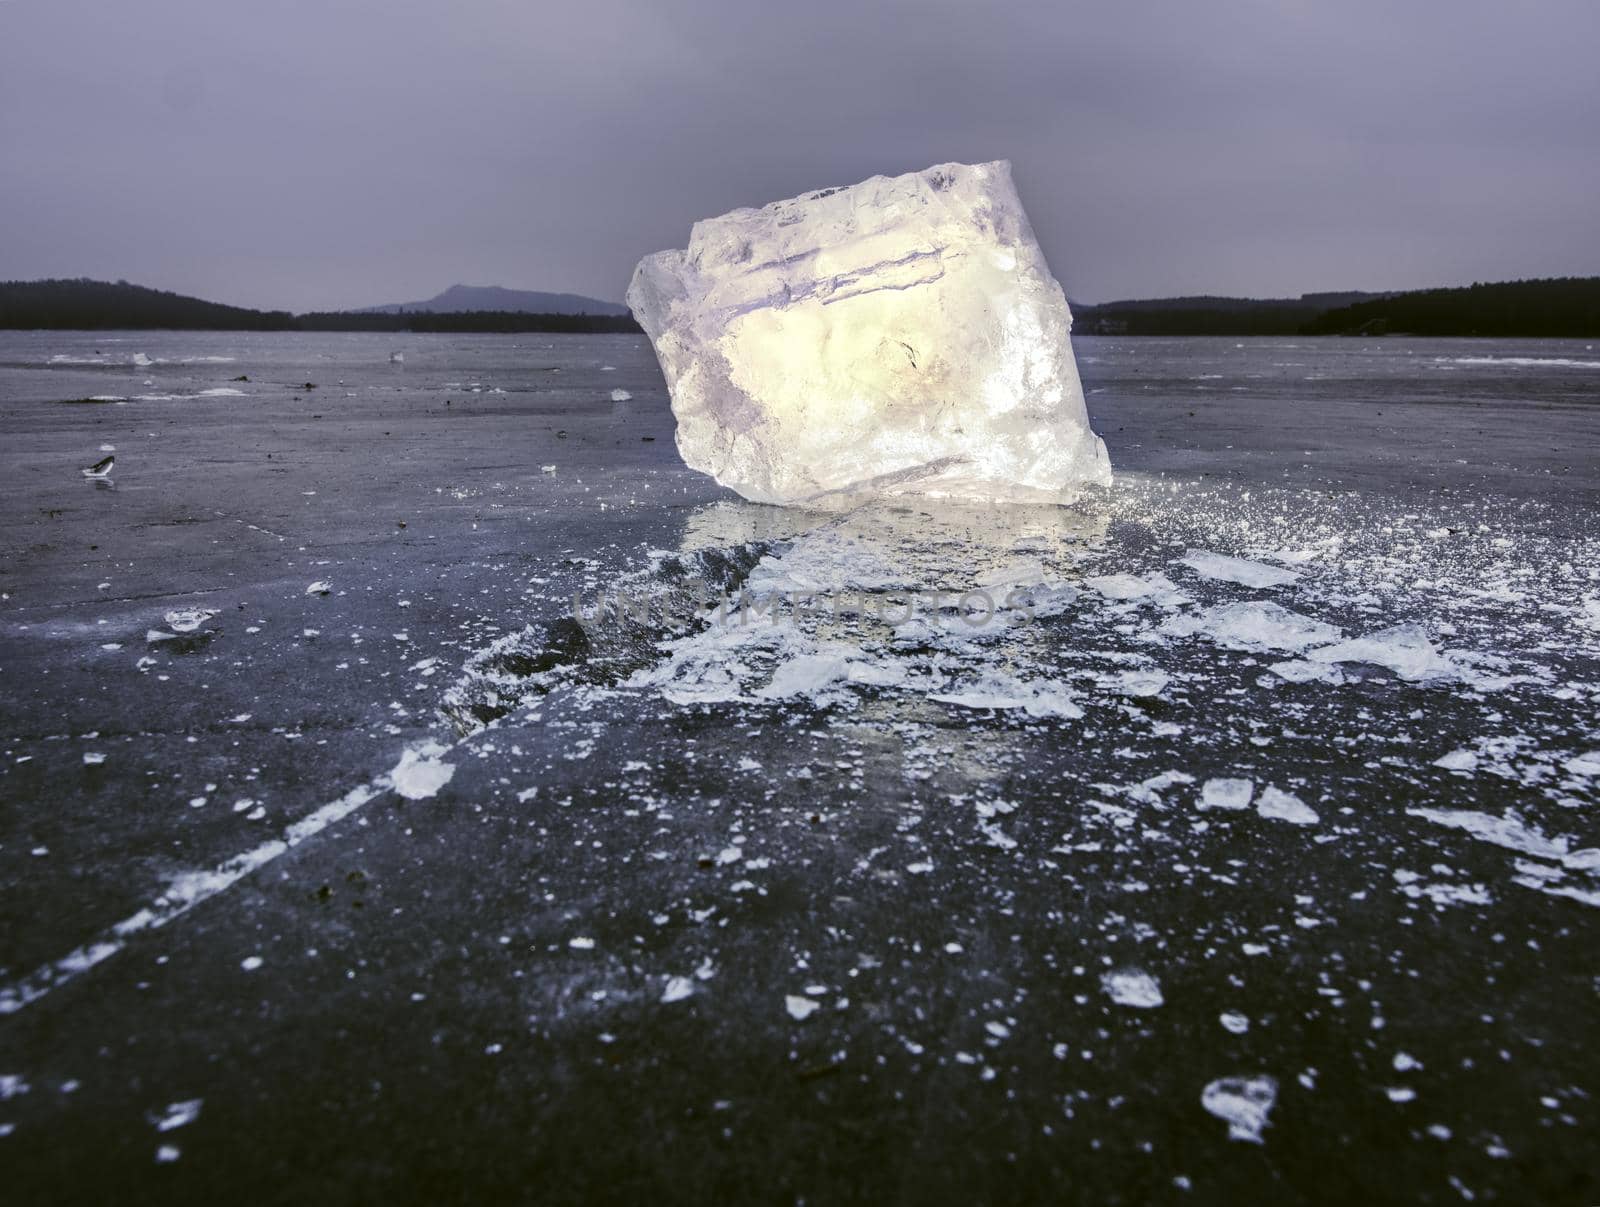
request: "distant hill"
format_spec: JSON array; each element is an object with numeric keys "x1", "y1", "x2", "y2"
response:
[
  {"x1": 0, "y1": 279, "x2": 638, "y2": 333},
  {"x1": 359, "y1": 284, "x2": 629, "y2": 317},
  {"x1": 0, "y1": 278, "x2": 295, "y2": 331}
]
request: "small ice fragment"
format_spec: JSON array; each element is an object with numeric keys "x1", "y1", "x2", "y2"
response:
[
  {"x1": 1101, "y1": 968, "x2": 1164, "y2": 1008},
  {"x1": 152, "y1": 1099, "x2": 203, "y2": 1132},
  {"x1": 1199, "y1": 778, "x2": 1254, "y2": 810},
  {"x1": 155, "y1": 1145, "x2": 180, "y2": 1163},
  {"x1": 1433, "y1": 749, "x2": 1478, "y2": 773},
  {"x1": 661, "y1": 976, "x2": 694, "y2": 1003},
  {"x1": 163, "y1": 608, "x2": 216, "y2": 633},
  {"x1": 1564, "y1": 751, "x2": 1600, "y2": 777},
  {"x1": 785, "y1": 995, "x2": 821, "y2": 1021},
  {"x1": 389, "y1": 741, "x2": 456, "y2": 800},
  {"x1": 1392, "y1": 1052, "x2": 1421, "y2": 1072},
  {"x1": 610, "y1": 389, "x2": 632, "y2": 402},
  {"x1": 1219, "y1": 1011, "x2": 1250, "y2": 1034},
  {"x1": 568, "y1": 937, "x2": 595, "y2": 950},
  {"x1": 305, "y1": 581, "x2": 332, "y2": 596},
  {"x1": 1201, "y1": 1075, "x2": 1278, "y2": 1143},
  {"x1": 1386, "y1": 1087, "x2": 1417, "y2": 1103},
  {"x1": 906, "y1": 860, "x2": 934, "y2": 875},
  {"x1": 1177, "y1": 550, "x2": 1300, "y2": 588},
  {"x1": 541, "y1": 465, "x2": 556, "y2": 474},
  {"x1": 83, "y1": 752, "x2": 106, "y2": 765},
  {"x1": 240, "y1": 956, "x2": 263, "y2": 971},
  {"x1": 1256, "y1": 786, "x2": 1318, "y2": 826}
]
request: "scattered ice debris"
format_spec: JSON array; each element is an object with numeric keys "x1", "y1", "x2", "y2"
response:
[
  {"x1": 305, "y1": 581, "x2": 332, "y2": 596},
  {"x1": 661, "y1": 977, "x2": 695, "y2": 1004},
  {"x1": 1394, "y1": 869, "x2": 1494, "y2": 908},
  {"x1": 152, "y1": 1099, "x2": 202, "y2": 1132},
  {"x1": 1101, "y1": 969, "x2": 1164, "y2": 1008},
  {"x1": 1161, "y1": 602, "x2": 1340, "y2": 654},
  {"x1": 389, "y1": 741, "x2": 456, "y2": 800},
  {"x1": 906, "y1": 860, "x2": 934, "y2": 876},
  {"x1": 1199, "y1": 778, "x2": 1254, "y2": 811},
  {"x1": 1177, "y1": 550, "x2": 1300, "y2": 589},
  {"x1": 1256, "y1": 786, "x2": 1318, "y2": 826},
  {"x1": 609, "y1": 389, "x2": 632, "y2": 401},
  {"x1": 163, "y1": 608, "x2": 217, "y2": 633},
  {"x1": 785, "y1": 995, "x2": 821, "y2": 1021},
  {"x1": 1201, "y1": 1075, "x2": 1277, "y2": 1143}
]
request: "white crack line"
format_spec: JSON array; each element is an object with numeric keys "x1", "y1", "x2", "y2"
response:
[{"x1": 0, "y1": 776, "x2": 394, "y2": 1015}]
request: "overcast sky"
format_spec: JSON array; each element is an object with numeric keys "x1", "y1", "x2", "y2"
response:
[{"x1": 2, "y1": 0, "x2": 1596, "y2": 311}]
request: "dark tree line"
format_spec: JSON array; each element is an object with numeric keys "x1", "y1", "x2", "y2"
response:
[
  {"x1": 1301, "y1": 277, "x2": 1600, "y2": 337},
  {"x1": 0, "y1": 279, "x2": 640, "y2": 334}
]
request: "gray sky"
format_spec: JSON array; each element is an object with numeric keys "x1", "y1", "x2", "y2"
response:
[{"x1": 2, "y1": 0, "x2": 1596, "y2": 311}]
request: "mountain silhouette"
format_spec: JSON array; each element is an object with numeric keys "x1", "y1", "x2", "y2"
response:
[{"x1": 359, "y1": 284, "x2": 628, "y2": 317}]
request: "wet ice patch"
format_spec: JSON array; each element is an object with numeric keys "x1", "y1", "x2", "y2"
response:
[{"x1": 1202, "y1": 1075, "x2": 1277, "y2": 1143}]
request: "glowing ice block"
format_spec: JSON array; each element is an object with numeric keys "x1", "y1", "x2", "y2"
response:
[{"x1": 627, "y1": 160, "x2": 1111, "y2": 508}]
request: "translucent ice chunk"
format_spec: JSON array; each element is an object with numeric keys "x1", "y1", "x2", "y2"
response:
[{"x1": 628, "y1": 161, "x2": 1110, "y2": 508}]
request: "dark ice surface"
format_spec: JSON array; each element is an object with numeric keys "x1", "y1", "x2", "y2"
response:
[{"x1": 1, "y1": 331, "x2": 1598, "y2": 1204}]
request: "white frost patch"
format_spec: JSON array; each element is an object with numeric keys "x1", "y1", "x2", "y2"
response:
[
  {"x1": 1177, "y1": 550, "x2": 1300, "y2": 589},
  {"x1": 390, "y1": 741, "x2": 456, "y2": 800},
  {"x1": 1161, "y1": 602, "x2": 1340, "y2": 653},
  {"x1": 1202, "y1": 1075, "x2": 1278, "y2": 1143},
  {"x1": 1256, "y1": 786, "x2": 1318, "y2": 826},
  {"x1": 1101, "y1": 968, "x2": 1164, "y2": 1008},
  {"x1": 1199, "y1": 778, "x2": 1254, "y2": 810},
  {"x1": 785, "y1": 994, "x2": 821, "y2": 1021}
]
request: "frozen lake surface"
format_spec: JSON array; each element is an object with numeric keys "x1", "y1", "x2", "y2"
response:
[{"x1": 1, "y1": 330, "x2": 1598, "y2": 1202}]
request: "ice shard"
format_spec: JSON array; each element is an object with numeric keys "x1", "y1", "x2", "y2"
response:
[{"x1": 627, "y1": 160, "x2": 1110, "y2": 508}]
